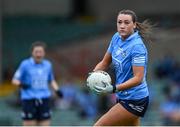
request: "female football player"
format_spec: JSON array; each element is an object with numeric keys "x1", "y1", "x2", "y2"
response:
[
  {"x1": 12, "y1": 41, "x2": 63, "y2": 126},
  {"x1": 89, "y1": 9, "x2": 153, "y2": 126}
]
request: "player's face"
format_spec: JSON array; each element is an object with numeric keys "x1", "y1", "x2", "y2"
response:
[
  {"x1": 32, "y1": 46, "x2": 45, "y2": 63},
  {"x1": 117, "y1": 14, "x2": 136, "y2": 40}
]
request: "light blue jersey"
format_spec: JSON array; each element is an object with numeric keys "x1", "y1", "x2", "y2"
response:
[
  {"x1": 13, "y1": 57, "x2": 54, "y2": 100},
  {"x1": 108, "y1": 31, "x2": 149, "y2": 100}
]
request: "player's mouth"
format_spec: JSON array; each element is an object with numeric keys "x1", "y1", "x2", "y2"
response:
[
  {"x1": 119, "y1": 29, "x2": 126, "y2": 33},
  {"x1": 119, "y1": 31, "x2": 127, "y2": 36},
  {"x1": 34, "y1": 56, "x2": 43, "y2": 63}
]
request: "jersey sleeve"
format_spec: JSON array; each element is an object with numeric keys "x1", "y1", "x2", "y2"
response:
[
  {"x1": 107, "y1": 40, "x2": 113, "y2": 54},
  {"x1": 13, "y1": 62, "x2": 26, "y2": 81},
  {"x1": 131, "y1": 44, "x2": 147, "y2": 66},
  {"x1": 107, "y1": 33, "x2": 118, "y2": 54},
  {"x1": 48, "y1": 63, "x2": 55, "y2": 82}
]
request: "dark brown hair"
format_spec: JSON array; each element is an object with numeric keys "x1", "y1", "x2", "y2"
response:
[
  {"x1": 30, "y1": 41, "x2": 46, "y2": 52},
  {"x1": 118, "y1": 9, "x2": 153, "y2": 42}
]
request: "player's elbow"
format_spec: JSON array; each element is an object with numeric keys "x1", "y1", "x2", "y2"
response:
[
  {"x1": 11, "y1": 79, "x2": 15, "y2": 84},
  {"x1": 12, "y1": 79, "x2": 20, "y2": 86}
]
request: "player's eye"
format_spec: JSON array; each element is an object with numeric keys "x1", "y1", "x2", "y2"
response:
[
  {"x1": 124, "y1": 21, "x2": 131, "y2": 25},
  {"x1": 118, "y1": 21, "x2": 122, "y2": 24}
]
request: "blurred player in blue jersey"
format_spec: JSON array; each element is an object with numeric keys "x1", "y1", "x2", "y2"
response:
[
  {"x1": 88, "y1": 10, "x2": 153, "y2": 126},
  {"x1": 12, "y1": 41, "x2": 63, "y2": 126}
]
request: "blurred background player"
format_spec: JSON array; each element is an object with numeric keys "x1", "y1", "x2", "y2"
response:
[
  {"x1": 11, "y1": 41, "x2": 63, "y2": 126},
  {"x1": 89, "y1": 10, "x2": 153, "y2": 126}
]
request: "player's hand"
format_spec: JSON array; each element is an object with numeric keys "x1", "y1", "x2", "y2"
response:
[
  {"x1": 55, "y1": 90, "x2": 63, "y2": 98},
  {"x1": 20, "y1": 83, "x2": 31, "y2": 90},
  {"x1": 92, "y1": 81, "x2": 116, "y2": 94}
]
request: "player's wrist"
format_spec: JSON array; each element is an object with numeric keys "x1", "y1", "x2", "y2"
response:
[
  {"x1": 55, "y1": 89, "x2": 63, "y2": 98},
  {"x1": 112, "y1": 85, "x2": 118, "y2": 93}
]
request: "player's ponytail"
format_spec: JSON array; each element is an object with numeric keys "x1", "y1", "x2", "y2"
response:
[
  {"x1": 136, "y1": 20, "x2": 153, "y2": 42},
  {"x1": 118, "y1": 9, "x2": 154, "y2": 42}
]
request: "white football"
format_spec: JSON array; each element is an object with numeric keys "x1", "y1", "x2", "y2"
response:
[{"x1": 87, "y1": 70, "x2": 112, "y2": 90}]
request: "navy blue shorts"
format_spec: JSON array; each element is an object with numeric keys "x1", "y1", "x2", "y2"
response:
[
  {"x1": 21, "y1": 98, "x2": 51, "y2": 120},
  {"x1": 117, "y1": 96, "x2": 149, "y2": 117}
]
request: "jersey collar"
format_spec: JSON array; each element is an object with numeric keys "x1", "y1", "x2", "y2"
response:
[
  {"x1": 126, "y1": 31, "x2": 139, "y2": 41},
  {"x1": 119, "y1": 31, "x2": 139, "y2": 42},
  {"x1": 30, "y1": 57, "x2": 43, "y2": 65}
]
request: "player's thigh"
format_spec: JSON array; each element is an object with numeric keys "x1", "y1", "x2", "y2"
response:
[
  {"x1": 38, "y1": 119, "x2": 50, "y2": 126},
  {"x1": 94, "y1": 103, "x2": 139, "y2": 126},
  {"x1": 23, "y1": 120, "x2": 37, "y2": 126}
]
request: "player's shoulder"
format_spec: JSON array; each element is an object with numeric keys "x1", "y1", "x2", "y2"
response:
[
  {"x1": 131, "y1": 34, "x2": 145, "y2": 47},
  {"x1": 130, "y1": 38, "x2": 146, "y2": 52},
  {"x1": 20, "y1": 57, "x2": 31, "y2": 66},
  {"x1": 16, "y1": 58, "x2": 31, "y2": 69},
  {"x1": 43, "y1": 59, "x2": 52, "y2": 66},
  {"x1": 135, "y1": 37, "x2": 144, "y2": 44},
  {"x1": 112, "y1": 32, "x2": 120, "y2": 39},
  {"x1": 110, "y1": 32, "x2": 120, "y2": 45},
  {"x1": 131, "y1": 42, "x2": 147, "y2": 54},
  {"x1": 132, "y1": 40, "x2": 145, "y2": 51}
]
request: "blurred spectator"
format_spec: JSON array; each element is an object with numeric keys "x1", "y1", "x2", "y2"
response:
[
  {"x1": 55, "y1": 80, "x2": 78, "y2": 110},
  {"x1": 75, "y1": 88, "x2": 98, "y2": 120},
  {"x1": 154, "y1": 54, "x2": 176, "y2": 79},
  {"x1": 160, "y1": 84, "x2": 180, "y2": 125},
  {"x1": 55, "y1": 79, "x2": 98, "y2": 120},
  {"x1": 170, "y1": 63, "x2": 180, "y2": 85},
  {"x1": 154, "y1": 53, "x2": 180, "y2": 125},
  {"x1": 154, "y1": 54, "x2": 180, "y2": 85}
]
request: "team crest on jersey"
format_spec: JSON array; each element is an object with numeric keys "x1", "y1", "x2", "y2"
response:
[{"x1": 115, "y1": 48, "x2": 126, "y2": 58}]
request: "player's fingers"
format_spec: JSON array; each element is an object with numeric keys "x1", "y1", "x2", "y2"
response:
[
  {"x1": 101, "y1": 81, "x2": 111, "y2": 87},
  {"x1": 91, "y1": 87, "x2": 101, "y2": 93},
  {"x1": 94, "y1": 85, "x2": 105, "y2": 91},
  {"x1": 101, "y1": 81, "x2": 106, "y2": 85}
]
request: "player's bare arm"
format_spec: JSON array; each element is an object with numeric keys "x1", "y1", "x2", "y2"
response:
[
  {"x1": 116, "y1": 66, "x2": 144, "y2": 91},
  {"x1": 12, "y1": 79, "x2": 21, "y2": 86},
  {"x1": 94, "y1": 52, "x2": 112, "y2": 71},
  {"x1": 51, "y1": 80, "x2": 63, "y2": 98},
  {"x1": 50, "y1": 80, "x2": 59, "y2": 91}
]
